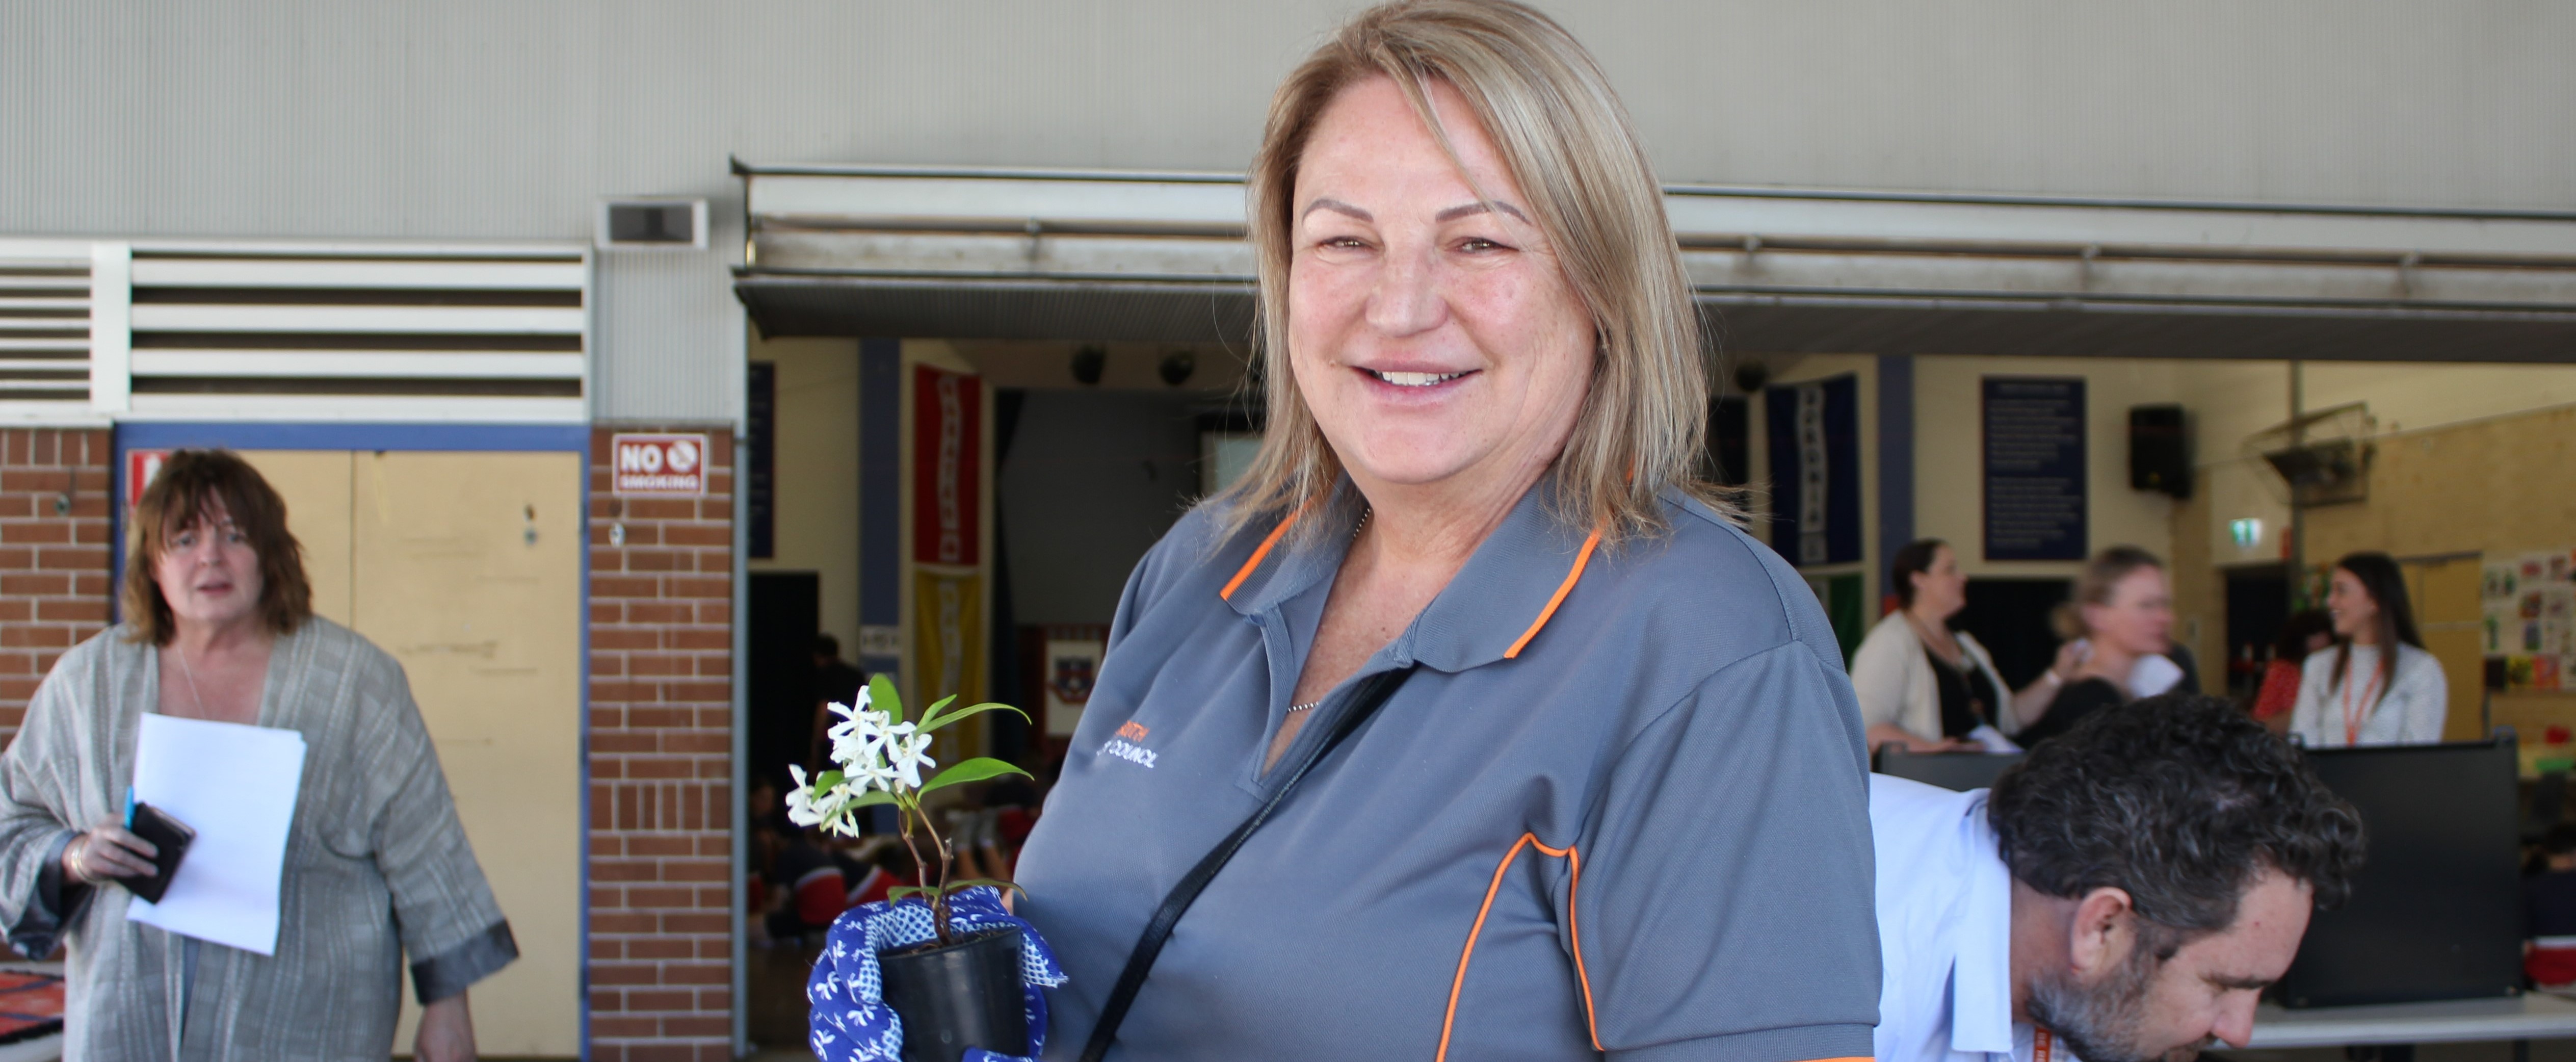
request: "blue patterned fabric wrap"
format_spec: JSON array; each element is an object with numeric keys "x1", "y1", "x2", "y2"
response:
[{"x1": 807, "y1": 887, "x2": 1068, "y2": 1062}]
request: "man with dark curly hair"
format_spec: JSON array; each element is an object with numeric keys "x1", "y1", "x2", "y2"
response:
[{"x1": 1871, "y1": 693, "x2": 2365, "y2": 1062}]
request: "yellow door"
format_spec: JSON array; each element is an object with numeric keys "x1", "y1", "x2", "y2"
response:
[
  {"x1": 355, "y1": 452, "x2": 582, "y2": 1057},
  {"x1": 241, "y1": 449, "x2": 583, "y2": 1057},
  {"x1": 234, "y1": 452, "x2": 354, "y2": 625}
]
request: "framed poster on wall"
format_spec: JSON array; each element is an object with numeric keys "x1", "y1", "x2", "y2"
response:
[{"x1": 1983, "y1": 376, "x2": 2086, "y2": 561}]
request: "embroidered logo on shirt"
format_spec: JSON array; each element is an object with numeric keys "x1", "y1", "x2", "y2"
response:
[{"x1": 1100, "y1": 720, "x2": 1157, "y2": 769}]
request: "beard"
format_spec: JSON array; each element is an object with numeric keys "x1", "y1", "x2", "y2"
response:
[{"x1": 2026, "y1": 939, "x2": 2207, "y2": 1062}]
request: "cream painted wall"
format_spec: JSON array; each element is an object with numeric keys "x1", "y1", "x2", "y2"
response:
[
  {"x1": 747, "y1": 335, "x2": 861, "y2": 655},
  {"x1": 1746, "y1": 354, "x2": 1880, "y2": 607},
  {"x1": 2181, "y1": 360, "x2": 2576, "y2": 567},
  {"x1": 1911, "y1": 356, "x2": 2180, "y2": 578}
]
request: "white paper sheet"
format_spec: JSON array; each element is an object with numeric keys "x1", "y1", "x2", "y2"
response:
[{"x1": 124, "y1": 714, "x2": 307, "y2": 955}]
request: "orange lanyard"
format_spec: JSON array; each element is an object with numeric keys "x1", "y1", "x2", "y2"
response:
[
  {"x1": 2034, "y1": 1028, "x2": 2055, "y2": 1062},
  {"x1": 2339, "y1": 662, "x2": 2386, "y2": 747}
]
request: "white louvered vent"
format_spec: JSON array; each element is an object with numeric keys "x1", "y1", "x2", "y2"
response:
[
  {"x1": 125, "y1": 248, "x2": 588, "y2": 423},
  {"x1": 0, "y1": 247, "x2": 93, "y2": 413}
]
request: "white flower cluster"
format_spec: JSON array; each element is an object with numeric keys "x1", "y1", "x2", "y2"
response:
[{"x1": 786, "y1": 685, "x2": 939, "y2": 834}]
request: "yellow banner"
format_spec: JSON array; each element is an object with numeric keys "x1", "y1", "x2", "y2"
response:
[{"x1": 912, "y1": 568, "x2": 986, "y2": 761}]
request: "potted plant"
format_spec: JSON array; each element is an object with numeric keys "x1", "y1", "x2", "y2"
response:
[{"x1": 788, "y1": 675, "x2": 1037, "y2": 1062}]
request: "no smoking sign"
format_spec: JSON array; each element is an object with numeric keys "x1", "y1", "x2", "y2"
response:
[{"x1": 611, "y1": 433, "x2": 708, "y2": 496}]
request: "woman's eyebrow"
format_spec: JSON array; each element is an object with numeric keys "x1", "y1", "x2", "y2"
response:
[
  {"x1": 1302, "y1": 198, "x2": 1372, "y2": 222},
  {"x1": 1435, "y1": 200, "x2": 1531, "y2": 224}
]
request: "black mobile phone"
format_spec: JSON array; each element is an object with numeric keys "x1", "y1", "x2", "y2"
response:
[{"x1": 122, "y1": 802, "x2": 195, "y2": 904}]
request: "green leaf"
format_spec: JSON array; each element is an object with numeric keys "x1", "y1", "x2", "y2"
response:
[
  {"x1": 918, "y1": 695, "x2": 958, "y2": 727},
  {"x1": 870, "y1": 674, "x2": 904, "y2": 724},
  {"x1": 843, "y1": 789, "x2": 898, "y2": 809},
  {"x1": 919, "y1": 701, "x2": 1030, "y2": 733},
  {"x1": 942, "y1": 878, "x2": 1026, "y2": 898},
  {"x1": 916, "y1": 757, "x2": 1034, "y2": 796},
  {"x1": 886, "y1": 885, "x2": 932, "y2": 903},
  {"x1": 814, "y1": 770, "x2": 844, "y2": 792}
]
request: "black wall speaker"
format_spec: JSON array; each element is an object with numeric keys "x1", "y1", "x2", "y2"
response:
[{"x1": 2128, "y1": 404, "x2": 2190, "y2": 499}]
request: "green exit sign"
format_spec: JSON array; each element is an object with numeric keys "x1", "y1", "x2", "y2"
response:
[{"x1": 2229, "y1": 518, "x2": 2263, "y2": 550}]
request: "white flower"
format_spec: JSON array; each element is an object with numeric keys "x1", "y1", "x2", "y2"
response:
[
  {"x1": 848, "y1": 755, "x2": 899, "y2": 794},
  {"x1": 824, "y1": 703, "x2": 888, "y2": 765},
  {"x1": 784, "y1": 765, "x2": 827, "y2": 827},
  {"x1": 888, "y1": 732, "x2": 936, "y2": 791}
]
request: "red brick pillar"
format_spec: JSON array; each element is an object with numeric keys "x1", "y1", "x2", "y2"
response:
[
  {"x1": 587, "y1": 428, "x2": 737, "y2": 1061},
  {"x1": 0, "y1": 429, "x2": 113, "y2": 744}
]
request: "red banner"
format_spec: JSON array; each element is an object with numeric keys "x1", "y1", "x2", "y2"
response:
[{"x1": 911, "y1": 365, "x2": 980, "y2": 565}]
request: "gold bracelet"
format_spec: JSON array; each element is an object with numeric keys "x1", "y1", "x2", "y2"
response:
[{"x1": 64, "y1": 835, "x2": 89, "y2": 884}]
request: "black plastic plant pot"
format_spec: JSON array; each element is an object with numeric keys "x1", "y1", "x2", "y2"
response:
[{"x1": 879, "y1": 924, "x2": 1028, "y2": 1062}]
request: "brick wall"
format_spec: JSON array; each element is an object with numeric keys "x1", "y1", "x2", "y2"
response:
[
  {"x1": 587, "y1": 427, "x2": 736, "y2": 1061},
  {"x1": 0, "y1": 429, "x2": 113, "y2": 743}
]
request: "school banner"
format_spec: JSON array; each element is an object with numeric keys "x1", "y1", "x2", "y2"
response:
[
  {"x1": 912, "y1": 364, "x2": 982, "y2": 566},
  {"x1": 912, "y1": 568, "x2": 987, "y2": 761},
  {"x1": 1765, "y1": 374, "x2": 1862, "y2": 567}
]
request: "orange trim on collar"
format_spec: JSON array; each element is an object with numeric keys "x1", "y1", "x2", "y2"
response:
[
  {"x1": 1219, "y1": 508, "x2": 1304, "y2": 602},
  {"x1": 1502, "y1": 528, "x2": 1600, "y2": 659},
  {"x1": 1438, "y1": 833, "x2": 1597, "y2": 1058}
]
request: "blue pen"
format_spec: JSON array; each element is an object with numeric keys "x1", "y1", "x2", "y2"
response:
[{"x1": 124, "y1": 787, "x2": 135, "y2": 830}]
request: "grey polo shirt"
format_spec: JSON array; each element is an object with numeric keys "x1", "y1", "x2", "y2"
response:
[{"x1": 1013, "y1": 480, "x2": 1880, "y2": 1061}]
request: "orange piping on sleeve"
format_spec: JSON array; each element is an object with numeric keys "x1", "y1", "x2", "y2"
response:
[
  {"x1": 1218, "y1": 507, "x2": 1304, "y2": 602},
  {"x1": 1436, "y1": 833, "x2": 1597, "y2": 1060},
  {"x1": 1502, "y1": 527, "x2": 1601, "y2": 659}
]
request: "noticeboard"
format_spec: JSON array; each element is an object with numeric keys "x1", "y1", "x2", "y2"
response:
[{"x1": 1983, "y1": 377, "x2": 2086, "y2": 561}]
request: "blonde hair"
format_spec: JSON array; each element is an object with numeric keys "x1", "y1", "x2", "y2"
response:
[
  {"x1": 2050, "y1": 545, "x2": 2165, "y2": 641},
  {"x1": 1218, "y1": 0, "x2": 1733, "y2": 544}
]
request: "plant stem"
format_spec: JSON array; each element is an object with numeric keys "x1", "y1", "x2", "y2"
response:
[
  {"x1": 915, "y1": 803, "x2": 957, "y2": 946},
  {"x1": 893, "y1": 801, "x2": 942, "y2": 942}
]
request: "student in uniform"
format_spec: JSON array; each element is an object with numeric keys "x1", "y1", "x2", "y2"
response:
[
  {"x1": 1012, "y1": 3, "x2": 1880, "y2": 1058},
  {"x1": 1872, "y1": 694, "x2": 2363, "y2": 1062}
]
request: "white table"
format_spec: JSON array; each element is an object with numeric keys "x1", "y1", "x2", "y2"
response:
[{"x1": 2250, "y1": 993, "x2": 2576, "y2": 1048}]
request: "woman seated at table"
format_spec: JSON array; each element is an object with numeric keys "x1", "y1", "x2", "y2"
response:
[
  {"x1": 2014, "y1": 545, "x2": 2175, "y2": 747},
  {"x1": 1850, "y1": 538, "x2": 2065, "y2": 753}
]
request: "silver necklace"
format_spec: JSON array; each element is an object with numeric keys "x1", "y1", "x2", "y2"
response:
[
  {"x1": 1286, "y1": 507, "x2": 1377, "y2": 717},
  {"x1": 172, "y1": 645, "x2": 214, "y2": 717}
]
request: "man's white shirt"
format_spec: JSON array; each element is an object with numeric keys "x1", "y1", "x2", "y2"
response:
[{"x1": 1871, "y1": 775, "x2": 2082, "y2": 1062}]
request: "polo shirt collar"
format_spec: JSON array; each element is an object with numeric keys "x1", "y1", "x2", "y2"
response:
[
  {"x1": 1950, "y1": 791, "x2": 2017, "y2": 1056},
  {"x1": 1220, "y1": 475, "x2": 1602, "y2": 674}
]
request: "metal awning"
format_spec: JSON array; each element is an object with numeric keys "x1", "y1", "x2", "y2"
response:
[{"x1": 733, "y1": 160, "x2": 2576, "y2": 362}]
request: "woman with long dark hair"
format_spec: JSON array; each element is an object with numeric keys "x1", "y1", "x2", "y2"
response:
[{"x1": 2289, "y1": 552, "x2": 2449, "y2": 746}]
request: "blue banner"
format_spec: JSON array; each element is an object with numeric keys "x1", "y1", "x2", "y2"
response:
[{"x1": 1766, "y1": 374, "x2": 1862, "y2": 567}]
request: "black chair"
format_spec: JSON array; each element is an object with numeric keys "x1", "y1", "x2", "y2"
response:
[
  {"x1": 1873, "y1": 745, "x2": 2023, "y2": 793},
  {"x1": 2523, "y1": 769, "x2": 2566, "y2": 846}
]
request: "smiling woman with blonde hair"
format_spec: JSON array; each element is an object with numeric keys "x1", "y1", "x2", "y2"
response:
[{"x1": 1012, "y1": 3, "x2": 1880, "y2": 1058}]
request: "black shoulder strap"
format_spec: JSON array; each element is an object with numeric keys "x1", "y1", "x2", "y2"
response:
[{"x1": 1076, "y1": 665, "x2": 1416, "y2": 1062}]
